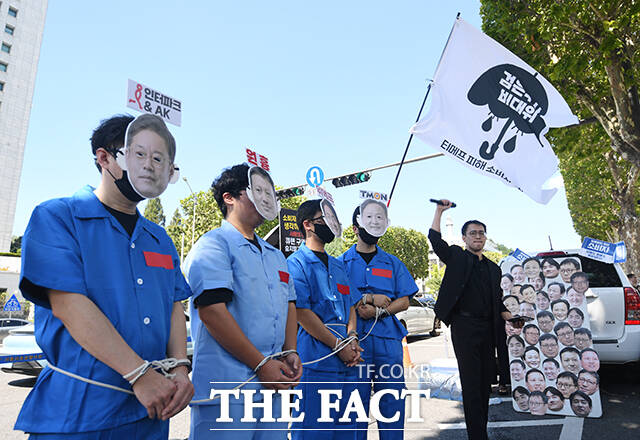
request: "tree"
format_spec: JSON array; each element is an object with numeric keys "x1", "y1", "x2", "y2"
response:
[
  {"x1": 144, "y1": 198, "x2": 166, "y2": 227},
  {"x1": 480, "y1": 0, "x2": 640, "y2": 270},
  {"x1": 10, "y1": 236, "x2": 21, "y2": 254},
  {"x1": 166, "y1": 209, "x2": 185, "y2": 258},
  {"x1": 378, "y1": 227, "x2": 430, "y2": 280},
  {"x1": 424, "y1": 263, "x2": 445, "y2": 297}
]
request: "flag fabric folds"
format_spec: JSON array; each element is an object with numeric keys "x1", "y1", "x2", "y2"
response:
[{"x1": 410, "y1": 18, "x2": 578, "y2": 204}]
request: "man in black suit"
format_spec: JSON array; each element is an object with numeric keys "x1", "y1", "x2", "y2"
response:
[{"x1": 429, "y1": 200, "x2": 519, "y2": 440}]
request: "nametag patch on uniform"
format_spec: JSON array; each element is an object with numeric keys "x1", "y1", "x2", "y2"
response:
[
  {"x1": 371, "y1": 268, "x2": 392, "y2": 278},
  {"x1": 337, "y1": 284, "x2": 350, "y2": 295},
  {"x1": 143, "y1": 251, "x2": 174, "y2": 270},
  {"x1": 279, "y1": 271, "x2": 290, "y2": 283}
]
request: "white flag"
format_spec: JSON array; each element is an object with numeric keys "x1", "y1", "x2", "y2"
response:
[{"x1": 410, "y1": 19, "x2": 578, "y2": 204}]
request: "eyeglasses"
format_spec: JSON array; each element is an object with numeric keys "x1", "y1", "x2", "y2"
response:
[
  {"x1": 557, "y1": 382, "x2": 575, "y2": 389},
  {"x1": 578, "y1": 377, "x2": 597, "y2": 386},
  {"x1": 560, "y1": 268, "x2": 576, "y2": 274},
  {"x1": 466, "y1": 230, "x2": 486, "y2": 237}
]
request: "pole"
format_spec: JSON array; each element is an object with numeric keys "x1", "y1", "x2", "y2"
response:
[
  {"x1": 386, "y1": 82, "x2": 432, "y2": 208},
  {"x1": 386, "y1": 13, "x2": 461, "y2": 208},
  {"x1": 183, "y1": 177, "x2": 197, "y2": 247}
]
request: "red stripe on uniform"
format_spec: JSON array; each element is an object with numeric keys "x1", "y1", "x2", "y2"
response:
[
  {"x1": 337, "y1": 284, "x2": 350, "y2": 295},
  {"x1": 371, "y1": 268, "x2": 392, "y2": 278},
  {"x1": 143, "y1": 251, "x2": 174, "y2": 270},
  {"x1": 279, "y1": 270, "x2": 290, "y2": 283}
]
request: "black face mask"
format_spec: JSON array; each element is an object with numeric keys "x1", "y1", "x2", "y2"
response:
[
  {"x1": 313, "y1": 223, "x2": 335, "y2": 244},
  {"x1": 358, "y1": 227, "x2": 379, "y2": 245},
  {"x1": 107, "y1": 169, "x2": 144, "y2": 203}
]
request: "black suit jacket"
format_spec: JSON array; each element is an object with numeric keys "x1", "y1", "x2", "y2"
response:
[{"x1": 428, "y1": 228, "x2": 506, "y2": 327}]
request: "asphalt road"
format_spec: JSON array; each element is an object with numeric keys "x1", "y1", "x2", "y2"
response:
[{"x1": 1, "y1": 332, "x2": 639, "y2": 439}]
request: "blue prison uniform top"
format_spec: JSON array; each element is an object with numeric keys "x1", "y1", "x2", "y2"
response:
[
  {"x1": 339, "y1": 245, "x2": 418, "y2": 340},
  {"x1": 183, "y1": 220, "x2": 296, "y2": 405},
  {"x1": 287, "y1": 243, "x2": 361, "y2": 371},
  {"x1": 15, "y1": 186, "x2": 191, "y2": 434}
]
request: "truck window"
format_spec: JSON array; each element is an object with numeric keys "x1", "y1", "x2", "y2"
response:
[{"x1": 576, "y1": 255, "x2": 622, "y2": 288}]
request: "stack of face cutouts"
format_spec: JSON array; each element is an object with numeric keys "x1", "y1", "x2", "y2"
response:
[{"x1": 502, "y1": 256, "x2": 602, "y2": 418}]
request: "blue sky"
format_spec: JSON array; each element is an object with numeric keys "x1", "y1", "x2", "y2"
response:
[{"x1": 13, "y1": 0, "x2": 583, "y2": 252}]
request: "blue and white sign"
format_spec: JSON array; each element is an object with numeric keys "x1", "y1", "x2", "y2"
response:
[
  {"x1": 509, "y1": 248, "x2": 531, "y2": 262},
  {"x1": 3, "y1": 294, "x2": 21, "y2": 312},
  {"x1": 580, "y1": 237, "x2": 626, "y2": 264},
  {"x1": 305, "y1": 166, "x2": 324, "y2": 188}
]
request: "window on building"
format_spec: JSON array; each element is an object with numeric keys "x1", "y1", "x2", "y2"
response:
[
  {"x1": 8, "y1": 7, "x2": 18, "y2": 18},
  {"x1": 0, "y1": 61, "x2": 7, "y2": 72},
  {"x1": 5, "y1": 25, "x2": 14, "y2": 35},
  {"x1": 0, "y1": 81, "x2": 5, "y2": 91},
  {"x1": 1, "y1": 42, "x2": 10, "y2": 53}
]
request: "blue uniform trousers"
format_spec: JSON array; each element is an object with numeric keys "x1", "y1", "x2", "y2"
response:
[
  {"x1": 190, "y1": 394, "x2": 285, "y2": 440},
  {"x1": 28, "y1": 417, "x2": 168, "y2": 440},
  {"x1": 355, "y1": 335, "x2": 405, "y2": 440},
  {"x1": 292, "y1": 368, "x2": 359, "y2": 440}
]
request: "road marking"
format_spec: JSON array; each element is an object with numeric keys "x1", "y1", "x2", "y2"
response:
[{"x1": 559, "y1": 416, "x2": 584, "y2": 440}]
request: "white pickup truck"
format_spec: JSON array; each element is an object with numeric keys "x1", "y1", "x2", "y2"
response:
[{"x1": 503, "y1": 250, "x2": 640, "y2": 364}]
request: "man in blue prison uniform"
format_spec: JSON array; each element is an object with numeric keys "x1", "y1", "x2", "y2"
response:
[
  {"x1": 339, "y1": 206, "x2": 418, "y2": 440},
  {"x1": 15, "y1": 114, "x2": 193, "y2": 439},
  {"x1": 287, "y1": 199, "x2": 363, "y2": 440},
  {"x1": 184, "y1": 164, "x2": 301, "y2": 440}
]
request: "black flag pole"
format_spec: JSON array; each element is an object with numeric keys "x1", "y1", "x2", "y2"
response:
[{"x1": 386, "y1": 12, "x2": 461, "y2": 208}]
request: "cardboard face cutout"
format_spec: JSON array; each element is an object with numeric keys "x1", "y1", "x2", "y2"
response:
[
  {"x1": 246, "y1": 166, "x2": 279, "y2": 221},
  {"x1": 116, "y1": 114, "x2": 179, "y2": 199},
  {"x1": 320, "y1": 198, "x2": 342, "y2": 238},
  {"x1": 357, "y1": 199, "x2": 390, "y2": 237}
]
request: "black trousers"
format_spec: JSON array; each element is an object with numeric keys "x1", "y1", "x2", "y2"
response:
[
  {"x1": 495, "y1": 319, "x2": 510, "y2": 386},
  {"x1": 450, "y1": 315, "x2": 495, "y2": 440}
]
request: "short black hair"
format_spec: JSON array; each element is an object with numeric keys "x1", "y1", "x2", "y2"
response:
[
  {"x1": 296, "y1": 199, "x2": 322, "y2": 238},
  {"x1": 574, "y1": 328, "x2": 592, "y2": 338},
  {"x1": 507, "y1": 335, "x2": 525, "y2": 346},
  {"x1": 544, "y1": 386, "x2": 564, "y2": 400},
  {"x1": 512, "y1": 386, "x2": 530, "y2": 397},
  {"x1": 578, "y1": 369, "x2": 600, "y2": 384},
  {"x1": 560, "y1": 346, "x2": 580, "y2": 358},
  {"x1": 548, "y1": 282, "x2": 566, "y2": 294},
  {"x1": 537, "y1": 291, "x2": 550, "y2": 300},
  {"x1": 525, "y1": 368, "x2": 543, "y2": 381},
  {"x1": 524, "y1": 345, "x2": 539, "y2": 355},
  {"x1": 461, "y1": 220, "x2": 486, "y2": 235},
  {"x1": 569, "y1": 390, "x2": 592, "y2": 407},
  {"x1": 570, "y1": 271, "x2": 588, "y2": 283},
  {"x1": 530, "y1": 390, "x2": 548, "y2": 404},
  {"x1": 90, "y1": 114, "x2": 135, "y2": 171},
  {"x1": 502, "y1": 273, "x2": 514, "y2": 282},
  {"x1": 560, "y1": 258, "x2": 580, "y2": 270},
  {"x1": 503, "y1": 294, "x2": 519, "y2": 304},
  {"x1": 579, "y1": 347, "x2": 598, "y2": 359},
  {"x1": 557, "y1": 371, "x2": 578, "y2": 385},
  {"x1": 554, "y1": 321, "x2": 572, "y2": 334},
  {"x1": 542, "y1": 358, "x2": 560, "y2": 368},
  {"x1": 510, "y1": 264, "x2": 523, "y2": 273},
  {"x1": 523, "y1": 257, "x2": 541, "y2": 268},
  {"x1": 568, "y1": 307, "x2": 584, "y2": 319},
  {"x1": 211, "y1": 164, "x2": 250, "y2": 218},
  {"x1": 537, "y1": 310, "x2": 554, "y2": 321},
  {"x1": 551, "y1": 299, "x2": 570, "y2": 311},
  {"x1": 510, "y1": 359, "x2": 526, "y2": 368},
  {"x1": 520, "y1": 284, "x2": 535, "y2": 293},
  {"x1": 523, "y1": 324, "x2": 539, "y2": 334},
  {"x1": 352, "y1": 205, "x2": 361, "y2": 228},
  {"x1": 539, "y1": 333, "x2": 558, "y2": 343},
  {"x1": 627, "y1": 272, "x2": 635, "y2": 278},
  {"x1": 541, "y1": 258, "x2": 561, "y2": 269}
]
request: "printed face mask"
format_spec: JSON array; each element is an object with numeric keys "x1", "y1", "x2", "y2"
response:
[
  {"x1": 116, "y1": 115, "x2": 179, "y2": 200},
  {"x1": 320, "y1": 199, "x2": 342, "y2": 238},
  {"x1": 357, "y1": 199, "x2": 389, "y2": 237},
  {"x1": 245, "y1": 166, "x2": 279, "y2": 221}
]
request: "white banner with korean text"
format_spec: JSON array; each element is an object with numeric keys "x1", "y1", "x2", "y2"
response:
[{"x1": 410, "y1": 19, "x2": 578, "y2": 204}]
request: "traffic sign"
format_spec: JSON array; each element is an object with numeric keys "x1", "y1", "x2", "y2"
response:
[
  {"x1": 3, "y1": 294, "x2": 21, "y2": 312},
  {"x1": 306, "y1": 166, "x2": 324, "y2": 188}
]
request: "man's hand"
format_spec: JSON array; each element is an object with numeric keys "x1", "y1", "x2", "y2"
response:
[
  {"x1": 161, "y1": 367, "x2": 194, "y2": 420},
  {"x1": 132, "y1": 368, "x2": 177, "y2": 419},
  {"x1": 435, "y1": 199, "x2": 453, "y2": 212},
  {"x1": 257, "y1": 359, "x2": 295, "y2": 390},
  {"x1": 357, "y1": 304, "x2": 376, "y2": 319},
  {"x1": 281, "y1": 352, "x2": 303, "y2": 387},
  {"x1": 337, "y1": 340, "x2": 364, "y2": 367},
  {"x1": 371, "y1": 294, "x2": 391, "y2": 308},
  {"x1": 501, "y1": 311, "x2": 526, "y2": 328}
]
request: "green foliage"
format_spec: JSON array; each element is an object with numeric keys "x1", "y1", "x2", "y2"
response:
[
  {"x1": 484, "y1": 251, "x2": 508, "y2": 265},
  {"x1": 144, "y1": 198, "x2": 166, "y2": 227},
  {"x1": 424, "y1": 263, "x2": 445, "y2": 297},
  {"x1": 480, "y1": 0, "x2": 640, "y2": 262},
  {"x1": 10, "y1": 236, "x2": 21, "y2": 254},
  {"x1": 378, "y1": 227, "x2": 430, "y2": 280}
]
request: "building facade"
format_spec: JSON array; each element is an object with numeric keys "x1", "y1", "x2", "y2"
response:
[{"x1": 0, "y1": 0, "x2": 47, "y2": 251}]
